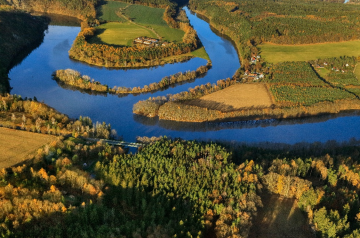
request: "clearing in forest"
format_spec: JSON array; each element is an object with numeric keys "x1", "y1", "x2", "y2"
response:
[
  {"x1": 260, "y1": 41, "x2": 360, "y2": 64},
  {"x1": 0, "y1": 127, "x2": 55, "y2": 168},
  {"x1": 249, "y1": 193, "x2": 315, "y2": 238},
  {"x1": 188, "y1": 84, "x2": 274, "y2": 111}
]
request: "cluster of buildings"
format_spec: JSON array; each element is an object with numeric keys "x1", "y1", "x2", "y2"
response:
[
  {"x1": 251, "y1": 54, "x2": 261, "y2": 64},
  {"x1": 315, "y1": 62, "x2": 351, "y2": 73},
  {"x1": 133, "y1": 37, "x2": 169, "y2": 47},
  {"x1": 244, "y1": 71, "x2": 264, "y2": 81}
]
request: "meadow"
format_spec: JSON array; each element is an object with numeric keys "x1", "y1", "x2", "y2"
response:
[
  {"x1": 96, "y1": 2, "x2": 184, "y2": 43},
  {"x1": 0, "y1": 127, "x2": 54, "y2": 167},
  {"x1": 190, "y1": 47, "x2": 210, "y2": 60},
  {"x1": 260, "y1": 41, "x2": 360, "y2": 63},
  {"x1": 87, "y1": 22, "x2": 157, "y2": 46},
  {"x1": 96, "y1": 1, "x2": 128, "y2": 22}
]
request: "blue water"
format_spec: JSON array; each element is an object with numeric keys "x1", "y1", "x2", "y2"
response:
[{"x1": 8, "y1": 8, "x2": 360, "y2": 144}]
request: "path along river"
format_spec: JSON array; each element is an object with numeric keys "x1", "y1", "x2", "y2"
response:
[{"x1": 8, "y1": 8, "x2": 360, "y2": 144}]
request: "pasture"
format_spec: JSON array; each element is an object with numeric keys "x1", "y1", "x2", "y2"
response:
[
  {"x1": 260, "y1": 41, "x2": 360, "y2": 64},
  {"x1": 0, "y1": 127, "x2": 55, "y2": 168},
  {"x1": 189, "y1": 83, "x2": 274, "y2": 110},
  {"x1": 96, "y1": 1, "x2": 128, "y2": 22},
  {"x1": 88, "y1": 22, "x2": 157, "y2": 46},
  {"x1": 191, "y1": 47, "x2": 210, "y2": 60}
]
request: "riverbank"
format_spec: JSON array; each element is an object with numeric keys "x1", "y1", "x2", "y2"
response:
[
  {"x1": 0, "y1": 8, "x2": 48, "y2": 94},
  {"x1": 53, "y1": 62, "x2": 211, "y2": 95}
]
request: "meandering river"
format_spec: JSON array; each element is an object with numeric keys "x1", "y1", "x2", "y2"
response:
[{"x1": 8, "y1": 8, "x2": 360, "y2": 144}]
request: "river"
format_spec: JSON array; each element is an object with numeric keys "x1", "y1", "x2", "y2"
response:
[{"x1": 8, "y1": 8, "x2": 360, "y2": 144}]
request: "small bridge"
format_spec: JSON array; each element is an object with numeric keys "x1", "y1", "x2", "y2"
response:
[{"x1": 87, "y1": 138, "x2": 143, "y2": 148}]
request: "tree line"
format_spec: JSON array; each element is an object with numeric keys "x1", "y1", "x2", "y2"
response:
[{"x1": 53, "y1": 62, "x2": 211, "y2": 95}]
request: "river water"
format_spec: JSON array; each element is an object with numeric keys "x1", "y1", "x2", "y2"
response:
[{"x1": 8, "y1": 8, "x2": 360, "y2": 144}]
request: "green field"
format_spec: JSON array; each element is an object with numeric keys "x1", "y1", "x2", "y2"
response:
[
  {"x1": 355, "y1": 63, "x2": 360, "y2": 80},
  {"x1": 97, "y1": 1, "x2": 128, "y2": 22},
  {"x1": 95, "y1": 2, "x2": 184, "y2": 43},
  {"x1": 191, "y1": 47, "x2": 210, "y2": 60},
  {"x1": 123, "y1": 5, "x2": 167, "y2": 26},
  {"x1": 314, "y1": 67, "x2": 330, "y2": 79},
  {"x1": 260, "y1": 41, "x2": 360, "y2": 63},
  {"x1": 87, "y1": 22, "x2": 157, "y2": 46},
  {"x1": 123, "y1": 4, "x2": 184, "y2": 42}
]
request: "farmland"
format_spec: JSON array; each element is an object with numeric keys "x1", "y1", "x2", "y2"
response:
[
  {"x1": 94, "y1": 1, "x2": 184, "y2": 43},
  {"x1": 0, "y1": 127, "x2": 54, "y2": 168},
  {"x1": 87, "y1": 22, "x2": 157, "y2": 46},
  {"x1": 96, "y1": 1, "x2": 128, "y2": 22},
  {"x1": 260, "y1": 41, "x2": 360, "y2": 64},
  {"x1": 187, "y1": 83, "x2": 274, "y2": 110}
]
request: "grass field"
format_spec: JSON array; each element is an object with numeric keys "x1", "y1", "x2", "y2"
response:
[
  {"x1": 260, "y1": 41, "x2": 360, "y2": 63},
  {"x1": 88, "y1": 22, "x2": 157, "y2": 46},
  {"x1": 191, "y1": 47, "x2": 210, "y2": 60},
  {"x1": 0, "y1": 127, "x2": 55, "y2": 168},
  {"x1": 315, "y1": 67, "x2": 331, "y2": 79},
  {"x1": 188, "y1": 84, "x2": 274, "y2": 110},
  {"x1": 123, "y1": 5, "x2": 167, "y2": 26},
  {"x1": 249, "y1": 193, "x2": 314, "y2": 238},
  {"x1": 94, "y1": 2, "x2": 184, "y2": 43},
  {"x1": 355, "y1": 63, "x2": 360, "y2": 80},
  {"x1": 97, "y1": 1, "x2": 128, "y2": 22}
]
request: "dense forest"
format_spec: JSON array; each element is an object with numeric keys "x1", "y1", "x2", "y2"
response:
[
  {"x1": 3, "y1": 131, "x2": 360, "y2": 237},
  {"x1": 4, "y1": 0, "x2": 99, "y2": 19}
]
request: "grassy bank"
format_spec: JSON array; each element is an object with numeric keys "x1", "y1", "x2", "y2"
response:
[{"x1": 260, "y1": 41, "x2": 360, "y2": 64}]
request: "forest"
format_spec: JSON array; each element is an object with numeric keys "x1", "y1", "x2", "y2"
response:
[{"x1": 2, "y1": 128, "x2": 360, "y2": 237}]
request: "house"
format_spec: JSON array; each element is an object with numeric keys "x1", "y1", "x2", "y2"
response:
[
  {"x1": 248, "y1": 73, "x2": 257, "y2": 78},
  {"x1": 346, "y1": 63, "x2": 349, "y2": 67},
  {"x1": 250, "y1": 57, "x2": 257, "y2": 64},
  {"x1": 324, "y1": 62, "x2": 328, "y2": 66},
  {"x1": 316, "y1": 65, "x2": 324, "y2": 69},
  {"x1": 259, "y1": 74, "x2": 264, "y2": 79},
  {"x1": 244, "y1": 70, "x2": 250, "y2": 76}
]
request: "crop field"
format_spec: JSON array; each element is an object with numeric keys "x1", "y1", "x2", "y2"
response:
[
  {"x1": 88, "y1": 22, "x2": 157, "y2": 46},
  {"x1": 97, "y1": 1, "x2": 128, "y2": 22},
  {"x1": 260, "y1": 40, "x2": 360, "y2": 63},
  {"x1": 249, "y1": 193, "x2": 314, "y2": 238},
  {"x1": 270, "y1": 85, "x2": 354, "y2": 106},
  {"x1": 0, "y1": 127, "x2": 55, "y2": 168},
  {"x1": 327, "y1": 72, "x2": 360, "y2": 86},
  {"x1": 269, "y1": 61, "x2": 326, "y2": 86},
  {"x1": 189, "y1": 83, "x2": 274, "y2": 110}
]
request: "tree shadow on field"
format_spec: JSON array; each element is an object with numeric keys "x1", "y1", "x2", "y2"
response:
[{"x1": 248, "y1": 192, "x2": 315, "y2": 238}]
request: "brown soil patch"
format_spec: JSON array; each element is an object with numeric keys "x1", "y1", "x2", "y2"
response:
[
  {"x1": 186, "y1": 83, "x2": 274, "y2": 111},
  {"x1": 249, "y1": 193, "x2": 315, "y2": 238},
  {"x1": 0, "y1": 127, "x2": 55, "y2": 168}
]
